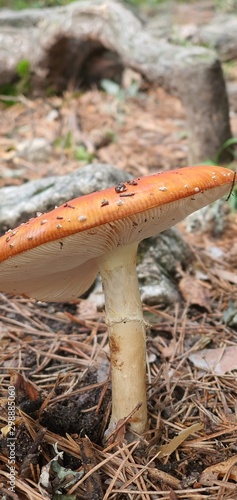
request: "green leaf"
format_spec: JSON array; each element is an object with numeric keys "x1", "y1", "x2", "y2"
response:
[
  {"x1": 101, "y1": 79, "x2": 121, "y2": 97},
  {"x1": 16, "y1": 59, "x2": 30, "y2": 79},
  {"x1": 74, "y1": 146, "x2": 94, "y2": 162}
]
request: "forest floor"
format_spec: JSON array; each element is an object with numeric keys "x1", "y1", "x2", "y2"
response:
[{"x1": 1, "y1": 1, "x2": 237, "y2": 499}]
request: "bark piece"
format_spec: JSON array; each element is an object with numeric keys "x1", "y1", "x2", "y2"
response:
[
  {"x1": 147, "y1": 12, "x2": 237, "y2": 62},
  {"x1": 79, "y1": 436, "x2": 104, "y2": 500},
  {"x1": 194, "y1": 15, "x2": 237, "y2": 62}
]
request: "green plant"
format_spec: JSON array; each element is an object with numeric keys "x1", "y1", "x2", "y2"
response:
[
  {"x1": 101, "y1": 78, "x2": 140, "y2": 100},
  {"x1": 16, "y1": 59, "x2": 30, "y2": 79},
  {"x1": 228, "y1": 185, "x2": 237, "y2": 211},
  {"x1": 74, "y1": 145, "x2": 94, "y2": 162},
  {"x1": 214, "y1": 137, "x2": 237, "y2": 164},
  {"x1": 0, "y1": 83, "x2": 17, "y2": 106},
  {"x1": 16, "y1": 59, "x2": 31, "y2": 94},
  {"x1": 0, "y1": 0, "x2": 75, "y2": 8},
  {"x1": 0, "y1": 58, "x2": 31, "y2": 105},
  {"x1": 54, "y1": 131, "x2": 73, "y2": 150},
  {"x1": 63, "y1": 131, "x2": 73, "y2": 150},
  {"x1": 201, "y1": 137, "x2": 237, "y2": 166}
]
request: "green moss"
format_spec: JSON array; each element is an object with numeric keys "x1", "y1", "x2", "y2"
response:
[{"x1": 0, "y1": 0, "x2": 75, "y2": 9}]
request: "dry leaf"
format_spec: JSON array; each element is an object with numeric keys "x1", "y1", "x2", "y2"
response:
[
  {"x1": 1, "y1": 418, "x2": 21, "y2": 437},
  {"x1": 10, "y1": 372, "x2": 41, "y2": 402},
  {"x1": 214, "y1": 268, "x2": 237, "y2": 285},
  {"x1": 169, "y1": 489, "x2": 178, "y2": 500},
  {"x1": 159, "y1": 338, "x2": 177, "y2": 358},
  {"x1": 179, "y1": 275, "x2": 211, "y2": 310},
  {"x1": 158, "y1": 422, "x2": 203, "y2": 458},
  {"x1": 199, "y1": 454, "x2": 237, "y2": 486},
  {"x1": 77, "y1": 297, "x2": 99, "y2": 319},
  {"x1": 189, "y1": 346, "x2": 237, "y2": 375}
]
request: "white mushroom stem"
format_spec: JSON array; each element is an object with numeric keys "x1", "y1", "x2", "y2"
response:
[{"x1": 98, "y1": 242, "x2": 147, "y2": 434}]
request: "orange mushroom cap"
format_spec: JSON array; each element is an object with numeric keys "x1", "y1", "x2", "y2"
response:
[{"x1": 0, "y1": 165, "x2": 235, "y2": 301}]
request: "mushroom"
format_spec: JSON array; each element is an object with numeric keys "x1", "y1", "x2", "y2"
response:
[{"x1": 0, "y1": 165, "x2": 235, "y2": 435}]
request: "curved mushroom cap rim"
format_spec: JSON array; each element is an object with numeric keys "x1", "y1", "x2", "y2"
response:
[{"x1": 0, "y1": 165, "x2": 235, "y2": 263}]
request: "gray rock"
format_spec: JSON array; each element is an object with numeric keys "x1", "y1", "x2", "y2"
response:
[
  {"x1": 0, "y1": 163, "x2": 131, "y2": 232},
  {"x1": 16, "y1": 138, "x2": 52, "y2": 162},
  {"x1": 138, "y1": 228, "x2": 191, "y2": 304},
  {"x1": 185, "y1": 198, "x2": 230, "y2": 236}
]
